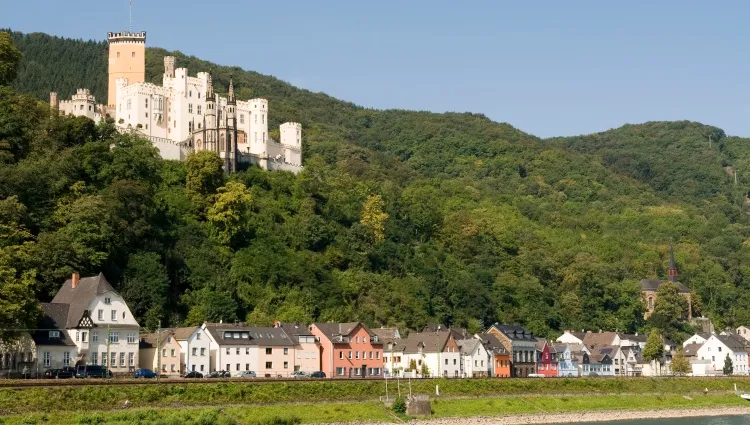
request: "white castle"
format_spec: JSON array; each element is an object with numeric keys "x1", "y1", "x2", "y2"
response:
[{"x1": 50, "y1": 31, "x2": 302, "y2": 174}]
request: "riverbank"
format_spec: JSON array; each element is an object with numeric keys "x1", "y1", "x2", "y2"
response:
[
  {"x1": 3, "y1": 392, "x2": 749, "y2": 424},
  {"x1": 407, "y1": 406, "x2": 750, "y2": 425}
]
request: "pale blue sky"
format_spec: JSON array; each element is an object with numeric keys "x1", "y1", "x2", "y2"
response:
[{"x1": 2, "y1": 0, "x2": 749, "y2": 138}]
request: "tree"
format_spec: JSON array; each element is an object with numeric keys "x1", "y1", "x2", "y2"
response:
[
  {"x1": 670, "y1": 350, "x2": 690, "y2": 376},
  {"x1": 206, "y1": 181, "x2": 252, "y2": 246},
  {"x1": 0, "y1": 32, "x2": 22, "y2": 86},
  {"x1": 360, "y1": 194, "x2": 388, "y2": 243},
  {"x1": 185, "y1": 151, "x2": 225, "y2": 214},
  {"x1": 121, "y1": 252, "x2": 170, "y2": 330},
  {"x1": 723, "y1": 353, "x2": 733, "y2": 375},
  {"x1": 649, "y1": 282, "x2": 689, "y2": 339},
  {"x1": 643, "y1": 331, "x2": 664, "y2": 362}
]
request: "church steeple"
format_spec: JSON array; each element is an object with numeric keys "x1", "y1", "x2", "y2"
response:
[{"x1": 668, "y1": 245, "x2": 677, "y2": 282}]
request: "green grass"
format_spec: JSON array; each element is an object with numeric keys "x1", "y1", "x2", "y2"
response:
[{"x1": 0, "y1": 378, "x2": 748, "y2": 416}]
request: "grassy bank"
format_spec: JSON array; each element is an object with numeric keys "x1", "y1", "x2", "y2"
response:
[
  {"x1": 2, "y1": 394, "x2": 747, "y2": 425},
  {"x1": 2, "y1": 377, "x2": 748, "y2": 415}
]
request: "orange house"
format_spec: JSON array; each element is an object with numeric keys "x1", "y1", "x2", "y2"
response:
[
  {"x1": 478, "y1": 332, "x2": 511, "y2": 378},
  {"x1": 309, "y1": 322, "x2": 383, "y2": 378}
]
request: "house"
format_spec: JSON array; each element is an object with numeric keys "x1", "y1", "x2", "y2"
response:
[
  {"x1": 202, "y1": 323, "x2": 296, "y2": 377},
  {"x1": 310, "y1": 322, "x2": 383, "y2": 378},
  {"x1": 579, "y1": 332, "x2": 627, "y2": 376},
  {"x1": 0, "y1": 333, "x2": 36, "y2": 377},
  {"x1": 487, "y1": 324, "x2": 537, "y2": 377},
  {"x1": 401, "y1": 330, "x2": 461, "y2": 378},
  {"x1": 683, "y1": 333, "x2": 710, "y2": 347},
  {"x1": 535, "y1": 339, "x2": 558, "y2": 377},
  {"x1": 173, "y1": 326, "x2": 210, "y2": 375},
  {"x1": 736, "y1": 326, "x2": 750, "y2": 342},
  {"x1": 476, "y1": 333, "x2": 510, "y2": 378},
  {"x1": 695, "y1": 334, "x2": 748, "y2": 375},
  {"x1": 682, "y1": 342, "x2": 710, "y2": 376},
  {"x1": 555, "y1": 344, "x2": 579, "y2": 377},
  {"x1": 139, "y1": 329, "x2": 181, "y2": 377},
  {"x1": 640, "y1": 246, "x2": 692, "y2": 319},
  {"x1": 274, "y1": 321, "x2": 321, "y2": 374},
  {"x1": 618, "y1": 333, "x2": 647, "y2": 350},
  {"x1": 581, "y1": 348, "x2": 614, "y2": 377},
  {"x1": 382, "y1": 338, "x2": 406, "y2": 377},
  {"x1": 457, "y1": 339, "x2": 488, "y2": 377},
  {"x1": 33, "y1": 273, "x2": 140, "y2": 375},
  {"x1": 371, "y1": 327, "x2": 402, "y2": 341},
  {"x1": 556, "y1": 330, "x2": 586, "y2": 345}
]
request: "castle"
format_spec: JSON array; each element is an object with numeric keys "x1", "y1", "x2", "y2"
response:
[{"x1": 50, "y1": 30, "x2": 302, "y2": 174}]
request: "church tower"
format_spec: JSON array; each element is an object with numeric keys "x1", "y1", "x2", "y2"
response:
[
  {"x1": 225, "y1": 78, "x2": 238, "y2": 173},
  {"x1": 107, "y1": 31, "x2": 146, "y2": 108}
]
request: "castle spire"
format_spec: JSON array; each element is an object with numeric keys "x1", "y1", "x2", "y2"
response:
[
  {"x1": 227, "y1": 77, "x2": 235, "y2": 104},
  {"x1": 668, "y1": 245, "x2": 677, "y2": 282},
  {"x1": 206, "y1": 71, "x2": 215, "y2": 100}
]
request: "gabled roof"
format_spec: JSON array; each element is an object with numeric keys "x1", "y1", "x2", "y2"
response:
[
  {"x1": 640, "y1": 279, "x2": 690, "y2": 293},
  {"x1": 203, "y1": 324, "x2": 294, "y2": 347},
  {"x1": 139, "y1": 329, "x2": 174, "y2": 349},
  {"x1": 619, "y1": 333, "x2": 647, "y2": 343},
  {"x1": 403, "y1": 331, "x2": 451, "y2": 354},
  {"x1": 371, "y1": 327, "x2": 400, "y2": 340},
  {"x1": 476, "y1": 333, "x2": 508, "y2": 355},
  {"x1": 457, "y1": 339, "x2": 481, "y2": 356},
  {"x1": 716, "y1": 334, "x2": 748, "y2": 351},
  {"x1": 582, "y1": 332, "x2": 619, "y2": 348},
  {"x1": 313, "y1": 322, "x2": 380, "y2": 344},
  {"x1": 423, "y1": 324, "x2": 446, "y2": 333},
  {"x1": 51, "y1": 273, "x2": 118, "y2": 328},
  {"x1": 33, "y1": 303, "x2": 76, "y2": 346},
  {"x1": 682, "y1": 343, "x2": 703, "y2": 357},
  {"x1": 275, "y1": 322, "x2": 314, "y2": 338},
  {"x1": 172, "y1": 327, "x2": 200, "y2": 341},
  {"x1": 490, "y1": 324, "x2": 535, "y2": 341}
]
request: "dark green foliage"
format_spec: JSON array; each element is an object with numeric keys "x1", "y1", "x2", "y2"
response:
[
  {"x1": 392, "y1": 397, "x2": 407, "y2": 414},
  {"x1": 723, "y1": 353, "x2": 733, "y2": 375},
  {"x1": 3, "y1": 31, "x2": 750, "y2": 338}
]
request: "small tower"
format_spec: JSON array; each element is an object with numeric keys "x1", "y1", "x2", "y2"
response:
[
  {"x1": 204, "y1": 72, "x2": 217, "y2": 152},
  {"x1": 164, "y1": 56, "x2": 175, "y2": 78},
  {"x1": 224, "y1": 78, "x2": 238, "y2": 173},
  {"x1": 668, "y1": 245, "x2": 677, "y2": 282},
  {"x1": 49, "y1": 92, "x2": 59, "y2": 112}
]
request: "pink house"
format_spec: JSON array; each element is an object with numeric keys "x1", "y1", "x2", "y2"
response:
[
  {"x1": 310, "y1": 322, "x2": 383, "y2": 378},
  {"x1": 274, "y1": 321, "x2": 321, "y2": 374}
]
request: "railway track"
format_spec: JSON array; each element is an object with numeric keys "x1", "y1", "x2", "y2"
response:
[{"x1": 0, "y1": 376, "x2": 390, "y2": 389}]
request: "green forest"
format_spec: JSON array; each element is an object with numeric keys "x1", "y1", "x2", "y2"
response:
[{"x1": 2, "y1": 30, "x2": 750, "y2": 341}]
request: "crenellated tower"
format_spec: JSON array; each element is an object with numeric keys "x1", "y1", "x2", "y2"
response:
[{"x1": 107, "y1": 31, "x2": 146, "y2": 108}]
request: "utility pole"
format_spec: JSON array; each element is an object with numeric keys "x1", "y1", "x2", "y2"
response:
[
  {"x1": 157, "y1": 320, "x2": 161, "y2": 383},
  {"x1": 436, "y1": 326, "x2": 441, "y2": 378}
]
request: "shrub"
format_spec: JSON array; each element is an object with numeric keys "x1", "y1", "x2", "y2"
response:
[{"x1": 392, "y1": 397, "x2": 407, "y2": 414}]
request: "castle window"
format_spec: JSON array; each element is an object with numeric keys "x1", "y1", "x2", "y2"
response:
[
  {"x1": 127, "y1": 99, "x2": 132, "y2": 110},
  {"x1": 117, "y1": 52, "x2": 120, "y2": 58},
  {"x1": 132, "y1": 52, "x2": 135, "y2": 58},
  {"x1": 255, "y1": 114, "x2": 257, "y2": 124},
  {"x1": 145, "y1": 99, "x2": 148, "y2": 108},
  {"x1": 198, "y1": 93, "x2": 200, "y2": 99},
  {"x1": 80, "y1": 105, "x2": 84, "y2": 110},
  {"x1": 189, "y1": 122, "x2": 193, "y2": 133},
  {"x1": 262, "y1": 114, "x2": 265, "y2": 124},
  {"x1": 145, "y1": 112, "x2": 148, "y2": 118},
  {"x1": 189, "y1": 104, "x2": 193, "y2": 114},
  {"x1": 198, "y1": 123, "x2": 202, "y2": 129},
  {"x1": 648, "y1": 297, "x2": 653, "y2": 310},
  {"x1": 89, "y1": 105, "x2": 92, "y2": 111},
  {"x1": 197, "y1": 105, "x2": 202, "y2": 115},
  {"x1": 240, "y1": 114, "x2": 244, "y2": 124}
]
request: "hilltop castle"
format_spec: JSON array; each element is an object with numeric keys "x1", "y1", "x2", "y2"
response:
[{"x1": 50, "y1": 30, "x2": 302, "y2": 174}]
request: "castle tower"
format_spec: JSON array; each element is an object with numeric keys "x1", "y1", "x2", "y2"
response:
[
  {"x1": 204, "y1": 73, "x2": 217, "y2": 152},
  {"x1": 107, "y1": 31, "x2": 146, "y2": 107},
  {"x1": 164, "y1": 56, "x2": 175, "y2": 79},
  {"x1": 49, "y1": 92, "x2": 59, "y2": 110},
  {"x1": 225, "y1": 78, "x2": 238, "y2": 173}
]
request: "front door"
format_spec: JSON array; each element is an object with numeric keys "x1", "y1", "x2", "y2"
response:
[{"x1": 361, "y1": 365, "x2": 366, "y2": 378}]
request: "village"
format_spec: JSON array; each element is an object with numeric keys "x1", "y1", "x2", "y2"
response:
[{"x1": 0, "y1": 269, "x2": 745, "y2": 380}]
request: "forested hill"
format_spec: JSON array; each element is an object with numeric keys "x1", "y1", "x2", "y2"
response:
[{"x1": 3, "y1": 30, "x2": 750, "y2": 341}]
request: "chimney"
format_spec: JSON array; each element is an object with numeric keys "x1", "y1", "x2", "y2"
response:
[{"x1": 71, "y1": 273, "x2": 80, "y2": 289}]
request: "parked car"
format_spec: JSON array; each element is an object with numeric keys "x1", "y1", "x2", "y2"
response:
[
  {"x1": 43, "y1": 367, "x2": 76, "y2": 379},
  {"x1": 134, "y1": 368, "x2": 157, "y2": 379},
  {"x1": 290, "y1": 371, "x2": 307, "y2": 378},
  {"x1": 237, "y1": 371, "x2": 256, "y2": 378},
  {"x1": 183, "y1": 371, "x2": 203, "y2": 378},
  {"x1": 310, "y1": 371, "x2": 326, "y2": 378},
  {"x1": 75, "y1": 365, "x2": 112, "y2": 378},
  {"x1": 207, "y1": 370, "x2": 230, "y2": 378}
]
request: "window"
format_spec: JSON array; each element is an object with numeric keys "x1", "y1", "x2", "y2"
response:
[
  {"x1": 171, "y1": 349, "x2": 176, "y2": 357},
  {"x1": 102, "y1": 353, "x2": 107, "y2": 367},
  {"x1": 240, "y1": 114, "x2": 244, "y2": 124},
  {"x1": 262, "y1": 114, "x2": 265, "y2": 124},
  {"x1": 127, "y1": 334, "x2": 137, "y2": 343},
  {"x1": 369, "y1": 351, "x2": 373, "y2": 359},
  {"x1": 189, "y1": 90, "x2": 193, "y2": 98},
  {"x1": 163, "y1": 348, "x2": 167, "y2": 357},
  {"x1": 171, "y1": 364, "x2": 175, "y2": 372},
  {"x1": 226, "y1": 364, "x2": 230, "y2": 371},
  {"x1": 236, "y1": 348, "x2": 240, "y2": 355},
  {"x1": 298, "y1": 352, "x2": 302, "y2": 359},
  {"x1": 198, "y1": 105, "x2": 202, "y2": 115},
  {"x1": 111, "y1": 310, "x2": 117, "y2": 321},
  {"x1": 193, "y1": 348, "x2": 197, "y2": 356},
  {"x1": 81, "y1": 331, "x2": 88, "y2": 342},
  {"x1": 265, "y1": 348, "x2": 272, "y2": 355},
  {"x1": 355, "y1": 351, "x2": 359, "y2": 359},
  {"x1": 129, "y1": 352, "x2": 134, "y2": 366},
  {"x1": 145, "y1": 112, "x2": 148, "y2": 118},
  {"x1": 376, "y1": 352, "x2": 380, "y2": 360},
  {"x1": 49, "y1": 330, "x2": 60, "y2": 339},
  {"x1": 110, "y1": 332, "x2": 119, "y2": 343},
  {"x1": 719, "y1": 347, "x2": 722, "y2": 352},
  {"x1": 197, "y1": 333, "x2": 201, "y2": 340},
  {"x1": 339, "y1": 351, "x2": 343, "y2": 359},
  {"x1": 189, "y1": 104, "x2": 193, "y2": 114},
  {"x1": 110, "y1": 352, "x2": 116, "y2": 367},
  {"x1": 43, "y1": 352, "x2": 50, "y2": 367},
  {"x1": 200, "y1": 348, "x2": 206, "y2": 356},
  {"x1": 145, "y1": 99, "x2": 148, "y2": 108},
  {"x1": 447, "y1": 359, "x2": 450, "y2": 365},
  {"x1": 127, "y1": 99, "x2": 131, "y2": 110},
  {"x1": 245, "y1": 348, "x2": 250, "y2": 355},
  {"x1": 453, "y1": 359, "x2": 457, "y2": 365},
  {"x1": 336, "y1": 367, "x2": 345, "y2": 376},
  {"x1": 117, "y1": 52, "x2": 120, "y2": 58},
  {"x1": 92, "y1": 352, "x2": 98, "y2": 365},
  {"x1": 474, "y1": 360, "x2": 477, "y2": 367},
  {"x1": 226, "y1": 348, "x2": 230, "y2": 355},
  {"x1": 132, "y1": 52, "x2": 135, "y2": 58},
  {"x1": 200, "y1": 365, "x2": 204, "y2": 372},
  {"x1": 76, "y1": 332, "x2": 79, "y2": 342},
  {"x1": 284, "y1": 361, "x2": 288, "y2": 369},
  {"x1": 98, "y1": 310, "x2": 103, "y2": 321},
  {"x1": 265, "y1": 362, "x2": 272, "y2": 369},
  {"x1": 236, "y1": 363, "x2": 240, "y2": 371},
  {"x1": 246, "y1": 363, "x2": 250, "y2": 371},
  {"x1": 255, "y1": 114, "x2": 257, "y2": 124},
  {"x1": 284, "y1": 348, "x2": 288, "y2": 355},
  {"x1": 356, "y1": 337, "x2": 359, "y2": 344}
]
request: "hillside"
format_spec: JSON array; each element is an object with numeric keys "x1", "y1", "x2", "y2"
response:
[{"x1": 2, "y1": 30, "x2": 750, "y2": 339}]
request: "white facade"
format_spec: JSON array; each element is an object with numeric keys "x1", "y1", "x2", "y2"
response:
[
  {"x1": 556, "y1": 331, "x2": 584, "y2": 345},
  {"x1": 459, "y1": 341, "x2": 489, "y2": 377},
  {"x1": 402, "y1": 350, "x2": 461, "y2": 378},
  {"x1": 114, "y1": 57, "x2": 303, "y2": 173},
  {"x1": 177, "y1": 328, "x2": 211, "y2": 375},
  {"x1": 684, "y1": 333, "x2": 709, "y2": 347},
  {"x1": 695, "y1": 335, "x2": 748, "y2": 375},
  {"x1": 81, "y1": 293, "x2": 140, "y2": 372},
  {"x1": 51, "y1": 89, "x2": 105, "y2": 123}
]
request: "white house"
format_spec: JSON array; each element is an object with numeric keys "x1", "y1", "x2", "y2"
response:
[
  {"x1": 556, "y1": 330, "x2": 586, "y2": 345},
  {"x1": 173, "y1": 327, "x2": 210, "y2": 375},
  {"x1": 457, "y1": 339, "x2": 488, "y2": 377},
  {"x1": 202, "y1": 323, "x2": 296, "y2": 377},
  {"x1": 695, "y1": 334, "x2": 748, "y2": 375},
  {"x1": 736, "y1": 326, "x2": 750, "y2": 342},
  {"x1": 33, "y1": 273, "x2": 140, "y2": 375},
  {"x1": 402, "y1": 331, "x2": 461, "y2": 378}
]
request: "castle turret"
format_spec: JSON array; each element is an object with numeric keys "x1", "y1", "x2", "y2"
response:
[
  {"x1": 49, "y1": 92, "x2": 59, "y2": 111},
  {"x1": 203, "y1": 73, "x2": 217, "y2": 152},
  {"x1": 107, "y1": 31, "x2": 146, "y2": 108},
  {"x1": 164, "y1": 56, "x2": 175, "y2": 78},
  {"x1": 224, "y1": 78, "x2": 238, "y2": 173}
]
